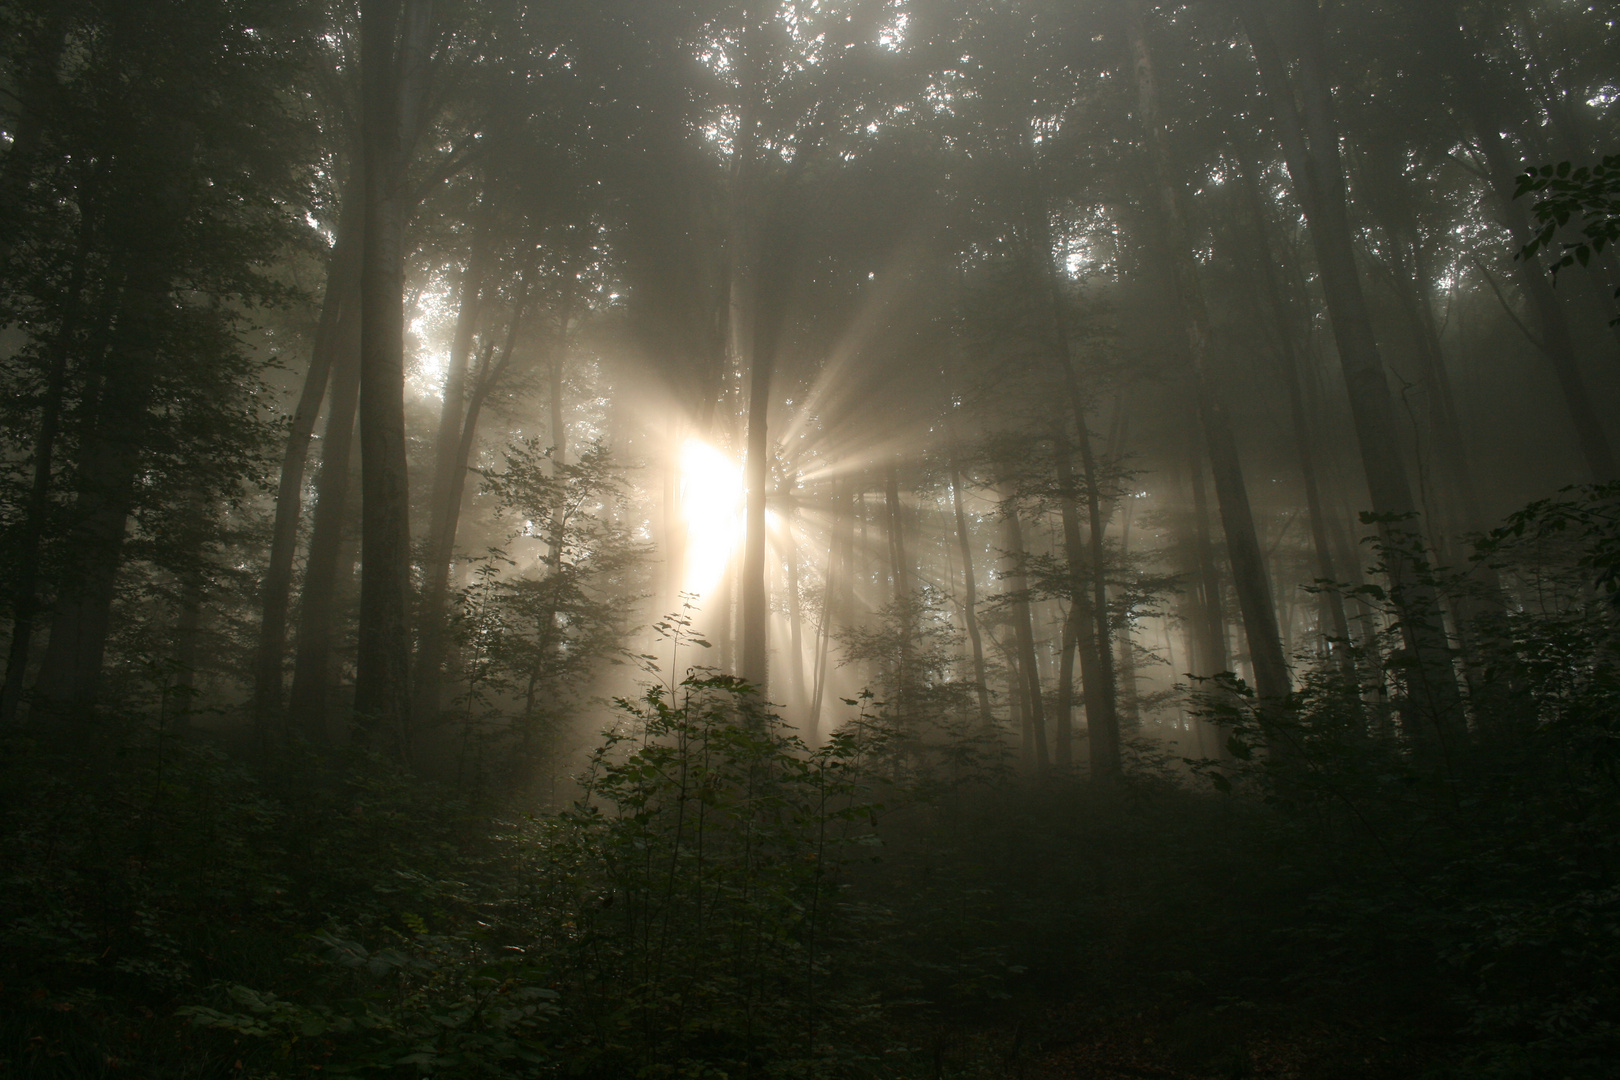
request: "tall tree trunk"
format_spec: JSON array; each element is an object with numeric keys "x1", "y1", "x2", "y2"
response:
[
  {"x1": 287, "y1": 325, "x2": 362, "y2": 740},
  {"x1": 1246, "y1": 0, "x2": 1467, "y2": 740},
  {"x1": 412, "y1": 220, "x2": 490, "y2": 708},
  {"x1": 883, "y1": 460, "x2": 915, "y2": 720},
  {"x1": 739, "y1": 306, "x2": 775, "y2": 691},
  {"x1": 1115, "y1": 498, "x2": 1141, "y2": 728},
  {"x1": 1235, "y1": 161, "x2": 1353, "y2": 672},
  {"x1": 884, "y1": 461, "x2": 910, "y2": 601},
  {"x1": 1053, "y1": 605, "x2": 1080, "y2": 769},
  {"x1": 416, "y1": 273, "x2": 531, "y2": 721},
  {"x1": 663, "y1": 413, "x2": 686, "y2": 618},
  {"x1": 785, "y1": 508, "x2": 807, "y2": 716},
  {"x1": 353, "y1": 0, "x2": 433, "y2": 760},
  {"x1": 999, "y1": 487, "x2": 1049, "y2": 773},
  {"x1": 1, "y1": 229, "x2": 95, "y2": 725},
  {"x1": 252, "y1": 203, "x2": 361, "y2": 727},
  {"x1": 1054, "y1": 436, "x2": 1117, "y2": 777},
  {"x1": 1351, "y1": 148, "x2": 1488, "y2": 535},
  {"x1": 808, "y1": 480, "x2": 850, "y2": 742},
  {"x1": 1421, "y1": 2, "x2": 1616, "y2": 481},
  {"x1": 1030, "y1": 206, "x2": 1122, "y2": 775},
  {"x1": 170, "y1": 565, "x2": 205, "y2": 728},
  {"x1": 31, "y1": 256, "x2": 176, "y2": 719},
  {"x1": 1130, "y1": 6, "x2": 1292, "y2": 710},
  {"x1": 31, "y1": 441, "x2": 141, "y2": 718},
  {"x1": 714, "y1": 550, "x2": 735, "y2": 673},
  {"x1": 1185, "y1": 441, "x2": 1230, "y2": 677},
  {"x1": 544, "y1": 308, "x2": 569, "y2": 563},
  {"x1": 950, "y1": 457, "x2": 995, "y2": 730}
]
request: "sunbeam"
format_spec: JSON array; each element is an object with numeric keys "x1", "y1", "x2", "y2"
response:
[{"x1": 678, "y1": 438, "x2": 745, "y2": 599}]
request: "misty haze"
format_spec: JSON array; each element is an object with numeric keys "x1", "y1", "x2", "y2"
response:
[{"x1": 3, "y1": 1, "x2": 1619, "y2": 1076}]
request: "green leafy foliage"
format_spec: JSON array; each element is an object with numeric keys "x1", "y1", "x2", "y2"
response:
[{"x1": 1516, "y1": 156, "x2": 1620, "y2": 320}]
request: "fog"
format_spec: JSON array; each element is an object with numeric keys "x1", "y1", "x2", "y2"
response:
[{"x1": 4, "y1": 1, "x2": 1619, "y2": 1076}]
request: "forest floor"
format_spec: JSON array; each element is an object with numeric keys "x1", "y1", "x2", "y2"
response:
[{"x1": 921, "y1": 999, "x2": 1443, "y2": 1080}]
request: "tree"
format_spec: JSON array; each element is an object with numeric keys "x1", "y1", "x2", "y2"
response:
[
  {"x1": 0, "y1": 0, "x2": 314, "y2": 722},
  {"x1": 1238, "y1": 0, "x2": 1465, "y2": 741},
  {"x1": 352, "y1": 0, "x2": 434, "y2": 758}
]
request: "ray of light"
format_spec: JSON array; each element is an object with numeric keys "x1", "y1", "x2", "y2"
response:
[{"x1": 679, "y1": 439, "x2": 745, "y2": 601}]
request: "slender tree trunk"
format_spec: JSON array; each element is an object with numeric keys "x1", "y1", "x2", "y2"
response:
[
  {"x1": 1352, "y1": 151, "x2": 1488, "y2": 535},
  {"x1": 413, "y1": 217, "x2": 490, "y2": 660},
  {"x1": 1054, "y1": 438, "x2": 1116, "y2": 777},
  {"x1": 785, "y1": 508, "x2": 807, "y2": 715},
  {"x1": 252, "y1": 203, "x2": 361, "y2": 726},
  {"x1": 1235, "y1": 162, "x2": 1353, "y2": 671},
  {"x1": 287, "y1": 324, "x2": 362, "y2": 740},
  {"x1": 884, "y1": 461, "x2": 910, "y2": 601},
  {"x1": 808, "y1": 480, "x2": 849, "y2": 741},
  {"x1": 1, "y1": 231, "x2": 94, "y2": 725},
  {"x1": 1421, "y1": 2, "x2": 1615, "y2": 481},
  {"x1": 1029, "y1": 208, "x2": 1122, "y2": 775},
  {"x1": 1186, "y1": 441, "x2": 1230, "y2": 676},
  {"x1": 171, "y1": 566, "x2": 205, "y2": 727},
  {"x1": 950, "y1": 457, "x2": 994, "y2": 730},
  {"x1": 882, "y1": 459, "x2": 916, "y2": 717},
  {"x1": 416, "y1": 274, "x2": 531, "y2": 721},
  {"x1": 739, "y1": 326, "x2": 774, "y2": 690},
  {"x1": 996, "y1": 629, "x2": 1029, "y2": 768},
  {"x1": 32, "y1": 256, "x2": 177, "y2": 719},
  {"x1": 1242, "y1": 0, "x2": 1466, "y2": 742},
  {"x1": 544, "y1": 309, "x2": 569, "y2": 563},
  {"x1": 999, "y1": 487, "x2": 1048, "y2": 773},
  {"x1": 1130, "y1": 6, "x2": 1291, "y2": 709},
  {"x1": 353, "y1": 0, "x2": 432, "y2": 760},
  {"x1": 1350, "y1": 156, "x2": 1517, "y2": 705},
  {"x1": 714, "y1": 550, "x2": 735, "y2": 672},
  {"x1": 1115, "y1": 500, "x2": 1141, "y2": 728},
  {"x1": 1053, "y1": 605, "x2": 1079, "y2": 769},
  {"x1": 31, "y1": 442, "x2": 141, "y2": 718},
  {"x1": 663, "y1": 413, "x2": 686, "y2": 617}
]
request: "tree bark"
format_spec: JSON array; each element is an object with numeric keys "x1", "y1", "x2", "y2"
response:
[
  {"x1": 31, "y1": 256, "x2": 175, "y2": 720},
  {"x1": 1130, "y1": 5, "x2": 1291, "y2": 709},
  {"x1": 807, "y1": 480, "x2": 849, "y2": 742},
  {"x1": 949, "y1": 457, "x2": 995, "y2": 730},
  {"x1": 1248, "y1": 0, "x2": 1465, "y2": 737},
  {"x1": 353, "y1": 0, "x2": 433, "y2": 760},
  {"x1": 415, "y1": 271, "x2": 532, "y2": 721},
  {"x1": 287, "y1": 314, "x2": 362, "y2": 740},
  {"x1": 1421, "y1": 1, "x2": 1616, "y2": 482},
  {"x1": 1054, "y1": 436, "x2": 1117, "y2": 777},
  {"x1": 0, "y1": 229, "x2": 94, "y2": 725},
  {"x1": 252, "y1": 201, "x2": 361, "y2": 727},
  {"x1": 1185, "y1": 441, "x2": 1230, "y2": 678},
  {"x1": 1027, "y1": 200, "x2": 1122, "y2": 774},
  {"x1": 739, "y1": 287, "x2": 776, "y2": 691},
  {"x1": 1234, "y1": 161, "x2": 1353, "y2": 671},
  {"x1": 999, "y1": 487, "x2": 1048, "y2": 773},
  {"x1": 884, "y1": 461, "x2": 910, "y2": 602},
  {"x1": 415, "y1": 212, "x2": 491, "y2": 626},
  {"x1": 785, "y1": 507, "x2": 808, "y2": 716}
]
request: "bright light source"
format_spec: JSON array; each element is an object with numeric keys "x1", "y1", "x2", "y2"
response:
[{"x1": 679, "y1": 439, "x2": 744, "y2": 597}]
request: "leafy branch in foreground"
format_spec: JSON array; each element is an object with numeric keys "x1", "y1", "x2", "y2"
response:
[{"x1": 1516, "y1": 155, "x2": 1620, "y2": 320}]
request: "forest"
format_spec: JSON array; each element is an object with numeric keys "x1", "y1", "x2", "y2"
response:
[{"x1": 3, "y1": 0, "x2": 1620, "y2": 1076}]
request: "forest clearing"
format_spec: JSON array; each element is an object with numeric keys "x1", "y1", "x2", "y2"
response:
[{"x1": 3, "y1": 1, "x2": 1620, "y2": 1076}]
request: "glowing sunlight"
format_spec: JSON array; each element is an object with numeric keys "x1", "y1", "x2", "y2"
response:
[{"x1": 678, "y1": 439, "x2": 744, "y2": 598}]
